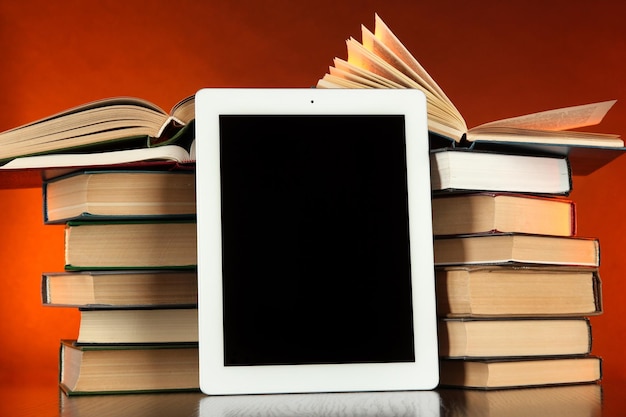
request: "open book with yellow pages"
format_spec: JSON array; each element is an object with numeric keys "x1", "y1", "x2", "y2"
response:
[
  {"x1": 317, "y1": 14, "x2": 625, "y2": 174},
  {"x1": 0, "y1": 95, "x2": 195, "y2": 164}
]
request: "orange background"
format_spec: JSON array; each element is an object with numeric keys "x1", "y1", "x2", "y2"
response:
[{"x1": 1, "y1": 0, "x2": 626, "y2": 391}]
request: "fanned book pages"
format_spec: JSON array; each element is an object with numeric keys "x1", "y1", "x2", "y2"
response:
[
  {"x1": 317, "y1": 15, "x2": 623, "y2": 151},
  {"x1": 0, "y1": 95, "x2": 195, "y2": 164}
]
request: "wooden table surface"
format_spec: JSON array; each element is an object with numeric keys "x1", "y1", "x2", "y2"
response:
[{"x1": 2, "y1": 379, "x2": 619, "y2": 416}]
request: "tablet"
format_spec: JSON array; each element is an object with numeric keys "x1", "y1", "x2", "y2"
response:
[{"x1": 195, "y1": 88, "x2": 438, "y2": 395}]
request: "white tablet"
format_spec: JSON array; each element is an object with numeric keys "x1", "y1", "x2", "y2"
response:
[{"x1": 195, "y1": 88, "x2": 438, "y2": 395}]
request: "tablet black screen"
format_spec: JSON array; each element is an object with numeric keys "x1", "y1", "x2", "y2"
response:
[{"x1": 219, "y1": 115, "x2": 415, "y2": 366}]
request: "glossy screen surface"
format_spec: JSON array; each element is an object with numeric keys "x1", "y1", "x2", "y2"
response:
[{"x1": 219, "y1": 115, "x2": 415, "y2": 366}]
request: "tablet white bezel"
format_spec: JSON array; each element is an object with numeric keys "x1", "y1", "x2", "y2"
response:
[{"x1": 195, "y1": 88, "x2": 438, "y2": 395}]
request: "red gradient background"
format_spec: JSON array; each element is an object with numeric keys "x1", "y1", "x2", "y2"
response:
[{"x1": 1, "y1": 0, "x2": 625, "y2": 394}]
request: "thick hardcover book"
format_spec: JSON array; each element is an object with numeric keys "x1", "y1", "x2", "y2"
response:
[
  {"x1": 43, "y1": 169, "x2": 196, "y2": 223},
  {"x1": 432, "y1": 193, "x2": 576, "y2": 237},
  {"x1": 429, "y1": 149, "x2": 572, "y2": 195},
  {"x1": 42, "y1": 270, "x2": 197, "y2": 308},
  {"x1": 64, "y1": 220, "x2": 197, "y2": 270},
  {"x1": 76, "y1": 308, "x2": 198, "y2": 344},
  {"x1": 435, "y1": 265, "x2": 602, "y2": 317},
  {"x1": 433, "y1": 234, "x2": 600, "y2": 267},
  {"x1": 438, "y1": 318, "x2": 592, "y2": 358},
  {"x1": 59, "y1": 340, "x2": 199, "y2": 395},
  {"x1": 439, "y1": 356, "x2": 602, "y2": 389}
]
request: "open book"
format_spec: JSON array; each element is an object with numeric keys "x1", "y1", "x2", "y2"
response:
[
  {"x1": 0, "y1": 138, "x2": 195, "y2": 170},
  {"x1": 317, "y1": 14, "x2": 622, "y2": 149},
  {"x1": 0, "y1": 95, "x2": 195, "y2": 163}
]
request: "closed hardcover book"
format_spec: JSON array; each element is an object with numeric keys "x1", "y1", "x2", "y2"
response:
[
  {"x1": 64, "y1": 220, "x2": 197, "y2": 270},
  {"x1": 433, "y1": 234, "x2": 600, "y2": 267},
  {"x1": 429, "y1": 149, "x2": 572, "y2": 195},
  {"x1": 436, "y1": 265, "x2": 602, "y2": 317},
  {"x1": 76, "y1": 308, "x2": 198, "y2": 345},
  {"x1": 43, "y1": 169, "x2": 196, "y2": 223},
  {"x1": 42, "y1": 270, "x2": 197, "y2": 308},
  {"x1": 431, "y1": 193, "x2": 576, "y2": 237},
  {"x1": 59, "y1": 340, "x2": 199, "y2": 395},
  {"x1": 438, "y1": 318, "x2": 592, "y2": 358},
  {"x1": 439, "y1": 356, "x2": 602, "y2": 389}
]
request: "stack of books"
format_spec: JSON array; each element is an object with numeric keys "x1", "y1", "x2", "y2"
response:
[
  {"x1": 41, "y1": 169, "x2": 201, "y2": 395},
  {"x1": 430, "y1": 149, "x2": 603, "y2": 389}
]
